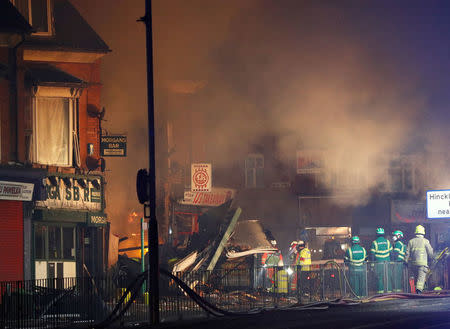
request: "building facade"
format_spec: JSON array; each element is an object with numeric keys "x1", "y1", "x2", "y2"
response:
[{"x1": 0, "y1": 0, "x2": 110, "y2": 281}]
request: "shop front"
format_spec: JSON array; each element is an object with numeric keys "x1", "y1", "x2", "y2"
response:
[
  {"x1": 0, "y1": 168, "x2": 46, "y2": 281},
  {"x1": 33, "y1": 173, "x2": 107, "y2": 281}
]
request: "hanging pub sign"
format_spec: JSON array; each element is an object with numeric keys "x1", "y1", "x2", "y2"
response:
[
  {"x1": 191, "y1": 163, "x2": 212, "y2": 192},
  {"x1": 100, "y1": 135, "x2": 127, "y2": 157},
  {"x1": 0, "y1": 180, "x2": 34, "y2": 201}
]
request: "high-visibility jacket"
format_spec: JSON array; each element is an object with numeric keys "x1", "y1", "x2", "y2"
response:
[
  {"x1": 295, "y1": 247, "x2": 311, "y2": 271},
  {"x1": 262, "y1": 252, "x2": 283, "y2": 267},
  {"x1": 405, "y1": 235, "x2": 433, "y2": 266},
  {"x1": 370, "y1": 236, "x2": 392, "y2": 262},
  {"x1": 274, "y1": 269, "x2": 288, "y2": 293},
  {"x1": 393, "y1": 240, "x2": 406, "y2": 262},
  {"x1": 345, "y1": 244, "x2": 367, "y2": 268}
]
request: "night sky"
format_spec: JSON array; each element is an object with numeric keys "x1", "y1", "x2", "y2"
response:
[{"x1": 71, "y1": 0, "x2": 450, "y2": 235}]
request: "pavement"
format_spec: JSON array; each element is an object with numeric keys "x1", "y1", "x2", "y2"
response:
[{"x1": 136, "y1": 294, "x2": 450, "y2": 329}]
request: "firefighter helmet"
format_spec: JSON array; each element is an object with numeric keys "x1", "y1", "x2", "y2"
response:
[
  {"x1": 351, "y1": 236, "x2": 360, "y2": 243},
  {"x1": 297, "y1": 240, "x2": 305, "y2": 248},
  {"x1": 415, "y1": 225, "x2": 425, "y2": 235},
  {"x1": 376, "y1": 227, "x2": 385, "y2": 235}
]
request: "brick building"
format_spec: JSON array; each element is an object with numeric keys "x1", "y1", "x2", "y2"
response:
[{"x1": 0, "y1": 0, "x2": 110, "y2": 281}]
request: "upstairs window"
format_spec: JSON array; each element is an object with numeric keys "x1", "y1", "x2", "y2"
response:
[
  {"x1": 245, "y1": 153, "x2": 264, "y2": 188},
  {"x1": 387, "y1": 157, "x2": 414, "y2": 193},
  {"x1": 12, "y1": 0, "x2": 53, "y2": 36},
  {"x1": 377, "y1": 155, "x2": 417, "y2": 193},
  {"x1": 32, "y1": 87, "x2": 79, "y2": 167}
]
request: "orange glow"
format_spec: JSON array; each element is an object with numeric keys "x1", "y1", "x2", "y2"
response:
[{"x1": 127, "y1": 211, "x2": 141, "y2": 223}]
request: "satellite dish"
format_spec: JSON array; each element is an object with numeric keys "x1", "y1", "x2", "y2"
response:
[
  {"x1": 87, "y1": 104, "x2": 103, "y2": 118},
  {"x1": 86, "y1": 155, "x2": 99, "y2": 171}
]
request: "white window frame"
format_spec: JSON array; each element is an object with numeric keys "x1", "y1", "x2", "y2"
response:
[
  {"x1": 245, "y1": 153, "x2": 264, "y2": 188},
  {"x1": 32, "y1": 87, "x2": 78, "y2": 167},
  {"x1": 11, "y1": 0, "x2": 53, "y2": 36}
]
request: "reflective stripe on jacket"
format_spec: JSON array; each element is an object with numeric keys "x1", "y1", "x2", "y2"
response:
[
  {"x1": 345, "y1": 244, "x2": 367, "y2": 267},
  {"x1": 370, "y1": 237, "x2": 392, "y2": 262},
  {"x1": 262, "y1": 252, "x2": 283, "y2": 267},
  {"x1": 296, "y1": 248, "x2": 311, "y2": 270},
  {"x1": 405, "y1": 235, "x2": 433, "y2": 266},
  {"x1": 393, "y1": 240, "x2": 406, "y2": 262}
]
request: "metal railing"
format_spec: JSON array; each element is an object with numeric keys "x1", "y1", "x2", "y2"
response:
[{"x1": 0, "y1": 261, "x2": 417, "y2": 328}]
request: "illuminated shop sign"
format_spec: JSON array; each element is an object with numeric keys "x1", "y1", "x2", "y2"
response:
[
  {"x1": 181, "y1": 188, "x2": 235, "y2": 206},
  {"x1": 426, "y1": 189, "x2": 450, "y2": 219},
  {"x1": 191, "y1": 163, "x2": 211, "y2": 192}
]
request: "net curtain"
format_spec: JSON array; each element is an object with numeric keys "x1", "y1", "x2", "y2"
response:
[{"x1": 35, "y1": 97, "x2": 71, "y2": 166}]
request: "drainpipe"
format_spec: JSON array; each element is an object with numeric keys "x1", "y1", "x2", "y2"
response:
[{"x1": 8, "y1": 34, "x2": 26, "y2": 162}]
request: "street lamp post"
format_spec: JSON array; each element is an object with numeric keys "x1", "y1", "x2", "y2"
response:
[{"x1": 139, "y1": 0, "x2": 159, "y2": 324}]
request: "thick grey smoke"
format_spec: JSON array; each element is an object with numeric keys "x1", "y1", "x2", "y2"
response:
[{"x1": 72, "y1": 0, "x2": 446, "y2": 235}]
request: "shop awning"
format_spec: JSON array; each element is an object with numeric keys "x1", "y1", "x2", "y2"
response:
[
  {"x1": 25, "y1": 64, "x2": 87, "y2": 88},
  {"x1": 33, "y1": 209, "x2": 108, "y2": 226}
]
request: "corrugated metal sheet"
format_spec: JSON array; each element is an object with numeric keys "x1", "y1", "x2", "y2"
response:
[
  {"x1": 0, "y1": 200, "x2": 23, "y2": 281},
  {"x1": 228, "y1": 220, "x2": 274, "y2": 250}
]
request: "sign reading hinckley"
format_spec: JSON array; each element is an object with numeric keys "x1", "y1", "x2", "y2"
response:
[
  {"x1": 191, "y1": 163, "x2": 211, "y2": 192},
  {"x1": 427, "y1": 189, "x2": 450, "y2": 219},
  {"x1": 0, "y1": 180, "x2": 34, "y2": 201},
  {"x1": 181, "y1": 188, "x2": 235, "y2": 207},
  {"x1": 36, "y1": 176, "x2": 102, "y2": 211},
  {"x1": 100, "y1": 135, "x2": 127, "y2": 157}
]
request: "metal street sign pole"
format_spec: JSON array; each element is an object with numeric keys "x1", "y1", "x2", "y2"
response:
[{"x1": 140, "y1": 0, "x2": 159, "y2": 324}]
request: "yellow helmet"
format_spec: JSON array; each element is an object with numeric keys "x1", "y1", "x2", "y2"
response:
[{"x1": 415, "y1": 225, "x2": 425, "y2": 235}]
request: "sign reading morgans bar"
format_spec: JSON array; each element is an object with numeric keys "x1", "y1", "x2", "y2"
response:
[
  {"x1": 426, "y1": 189, "x2": 450, "y2": 219},
  {"x1": 100, "y1": 135, "x2": 127, "y2": 157}
]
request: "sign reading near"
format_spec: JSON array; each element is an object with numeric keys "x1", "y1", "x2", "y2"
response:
[
  {"x1": 100, "y1": 135, "x2": 127, "y2": 157},
  {"x1": 426, "y1": 189, "x2": 450, "y2": 219},
  {"x1": 191, "y1": 163, "x2": 211, "y2": 192},
  {"x1": 0, "y1": 181, "x2": 34, "y2": 201}
]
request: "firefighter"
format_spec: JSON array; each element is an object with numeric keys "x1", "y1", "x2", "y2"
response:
[
  {"x1": 344, "y1": 236, "x2": 367, "y2": 297},
  {"x1": 288, "y1": 240, "x2": 299, "y2": 265},
  {"x1": 405, "y1": 225, "x2": 433, "y2": 294},
  {"x1": 294, "y1": 240, "x2": 312, "y2": 297},
  {"x1": 261, "y1": 239, "x2": 283, "y2": 290},
  {"x1": 392, "y1": 230, "x2": 406, "y2": 292},
  {"x1": 370, "y1": 227, "x2": 392, "y2": 293}
]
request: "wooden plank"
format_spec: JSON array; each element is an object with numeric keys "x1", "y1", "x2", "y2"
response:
[{"x1": 206, "y1": 207, "x2": 242, "y2": 271}]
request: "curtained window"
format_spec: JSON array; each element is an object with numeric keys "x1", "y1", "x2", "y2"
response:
[{"x1": 33, "y1": 97, "x2": 74, "y2": 166}]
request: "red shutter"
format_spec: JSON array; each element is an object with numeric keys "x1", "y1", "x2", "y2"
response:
[{"x1": 0, "y1": 200, "x2": 23, "y2": 281}]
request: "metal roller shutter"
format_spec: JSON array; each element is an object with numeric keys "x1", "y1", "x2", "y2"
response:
[{"x1": 0, "y1": 200, "x2": 23, "y2": 281}]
